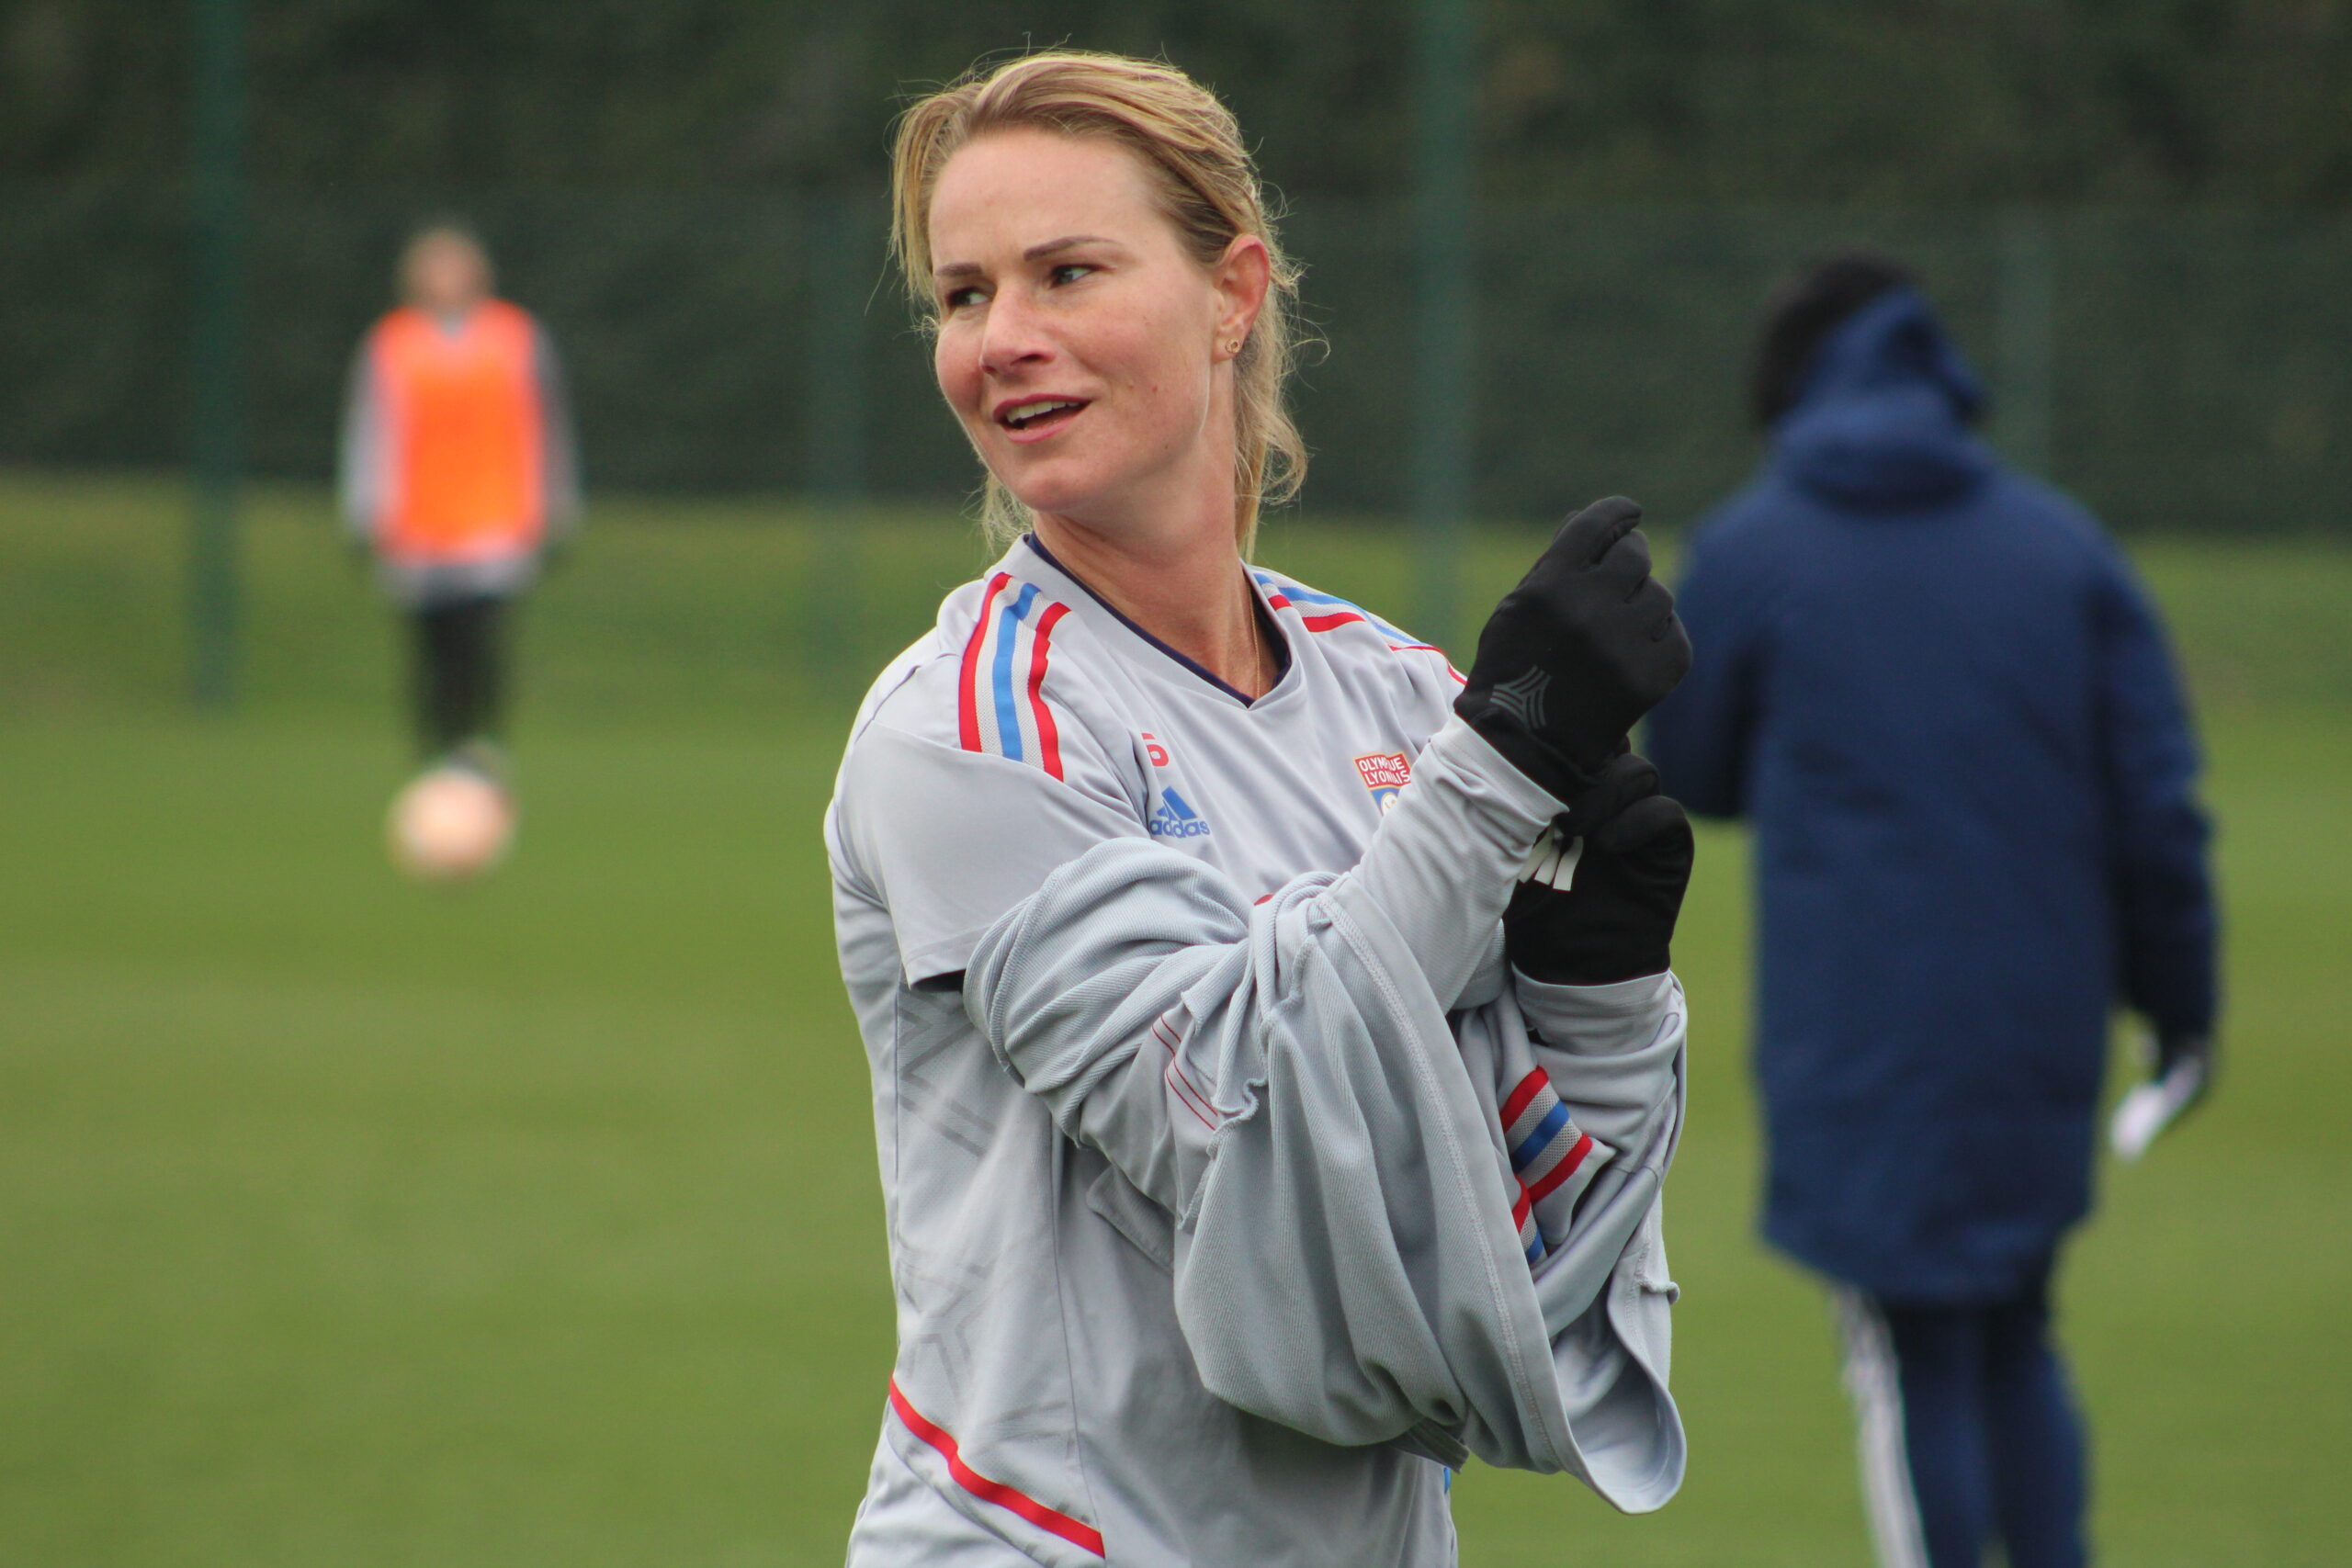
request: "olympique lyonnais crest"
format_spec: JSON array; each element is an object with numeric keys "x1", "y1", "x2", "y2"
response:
[{"x1": 1353, "y1": 751, "x2": 1412, "y2": 814}]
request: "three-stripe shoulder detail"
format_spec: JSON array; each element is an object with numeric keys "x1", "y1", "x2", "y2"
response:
[
  {"x1": 956, "y1": 571, "x2": 1076, "y2": 780},
  {"x1": 1253, "y1": 573, "x2": 1448, "y2": 657}
]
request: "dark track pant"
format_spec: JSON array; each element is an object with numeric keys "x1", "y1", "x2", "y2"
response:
[
  {"x1": 1834, "y1": 1264, "x2": 2087, "y2": 1568},
  {"x1": 408, "y1": 595, "x2": 508, "y2": 758}
]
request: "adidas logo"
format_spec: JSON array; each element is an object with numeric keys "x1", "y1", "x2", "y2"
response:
[{"x1": 1149, "y1": 786, "x2": 1214, "y2": 840}]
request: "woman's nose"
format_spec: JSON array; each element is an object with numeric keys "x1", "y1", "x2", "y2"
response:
[{"x1": 978, "y1": 294, "x2": 1054, "y2": 377}]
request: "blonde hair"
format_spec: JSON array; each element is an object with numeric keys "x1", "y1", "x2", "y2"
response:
[{"x1": 890, "y1": 51, "x2": 1306, "y2": 555}]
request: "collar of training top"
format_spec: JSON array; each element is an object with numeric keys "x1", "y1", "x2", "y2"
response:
[{"x1": 1021, "y1": 533, "x2": 1295, "y2": 707}]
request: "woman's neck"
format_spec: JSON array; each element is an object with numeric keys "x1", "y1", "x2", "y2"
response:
[{"x1": 1032, "y1": 507, "x2": 1274, "y2": 699}]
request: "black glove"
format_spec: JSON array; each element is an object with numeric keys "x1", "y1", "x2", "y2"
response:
[
  {"x1": 1455, "y1": 497, "x2": 1693, "y2": 803},
  {"x1": 1506, "y1": 751, "x2": 1694, "y2": 987}
]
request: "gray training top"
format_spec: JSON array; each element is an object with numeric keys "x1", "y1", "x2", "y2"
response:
[{"x1": 828, "y1": 538, "x2": 1687, "y2": 1565}]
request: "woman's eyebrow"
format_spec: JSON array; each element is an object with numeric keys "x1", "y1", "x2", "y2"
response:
[
  {"x1": 1023, "y1": 234, "x2": 1116, "y2": 262},
  {"x1": 934, "y1": 235, "x2": 1121, "y2": 281}
]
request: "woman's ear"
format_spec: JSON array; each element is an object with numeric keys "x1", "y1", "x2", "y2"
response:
[{"x1": 1213, "y1": 234, "x2": 1272, "y2": 360}]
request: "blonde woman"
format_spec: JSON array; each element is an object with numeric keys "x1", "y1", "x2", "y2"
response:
[{"x1": 829, "y1": 52, "x2": 1696, "y2": 1564}]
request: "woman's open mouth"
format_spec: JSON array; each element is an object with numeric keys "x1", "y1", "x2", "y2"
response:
[{"x1": 996, "y1": 397, "x2": 1090, "y2": 443}]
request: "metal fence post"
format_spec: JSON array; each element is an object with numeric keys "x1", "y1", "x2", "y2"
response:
[
  {"x1": 1412, "y1": 0, "x2": 1475, "y2": 652},
  {"x1": 805, "y1": 188, "x2": 871, "y2": 690},
  {"x1": 1997, "y1": 209, "x2": 2053, "y2": 479},
  {"x1": 188, "y1": 0, "x2": 244, "y2": 707}
]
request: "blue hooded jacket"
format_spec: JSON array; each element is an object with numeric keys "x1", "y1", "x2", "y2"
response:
[{"x1": 1647, "y1": 288, "x2": 2218, "y2": 1302}]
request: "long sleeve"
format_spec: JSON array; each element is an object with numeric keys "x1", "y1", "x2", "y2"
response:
[
  {"x1": 2091, "y1": 547, "x2": 2219, "y2": 1038},
  {"x1": 337, "y1": 332, "x2": 390, "y2": 546},
  {"x1": 1330, "y1": 717, "x2": 1565, "y2": 1002},
  {"x1": 531, "y1": 322, "x2": 582, "y2": 535},
  {"x1": 1645, "y1": 523, "x2": 1767, "y2": 820},
  {"x1": 1513, "y1": 968, "x2": 1688, "y2": 1176}
]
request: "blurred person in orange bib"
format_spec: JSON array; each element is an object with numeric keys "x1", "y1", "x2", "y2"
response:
[{"x1": 340, "y1": 223, "x2": 580, "y2": 770}]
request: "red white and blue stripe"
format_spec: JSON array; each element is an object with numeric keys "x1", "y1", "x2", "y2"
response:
[
  {"x1": 1500, "y1": 1065, "x2": 1597, "y2": 1264},
  {"x1": 958, "y1": 571, "x2": 1074, "y2": 779},
  {"x1": 1252, "y1": 573, "x2": 1447, "y2": 656}
]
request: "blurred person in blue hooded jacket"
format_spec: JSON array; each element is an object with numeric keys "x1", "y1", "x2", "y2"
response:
[{"x1": 1647, "y1": 252, "x2": 2218, "y2": 1568}]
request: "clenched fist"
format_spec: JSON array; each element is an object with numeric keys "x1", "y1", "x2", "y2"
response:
[{"x1": 1455, "y1": 497, "x2": 1692, "y2": 803}]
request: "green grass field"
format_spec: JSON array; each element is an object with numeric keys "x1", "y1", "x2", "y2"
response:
[{"x1": 4, "y1": 470, "x2": 2347, "y2": 1565}]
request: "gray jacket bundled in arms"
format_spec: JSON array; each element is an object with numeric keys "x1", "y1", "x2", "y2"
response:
[{"x1": 966, "y1": 719, "x2": 1688, "y2": 1511}]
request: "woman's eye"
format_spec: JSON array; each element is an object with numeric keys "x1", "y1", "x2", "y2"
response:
[
  {"x1": 1048, "y1": 263, "x2": 1095, "y2": 287},
  {"x1": 942, "y1": 285, "x2": 984, "y2": 310}
]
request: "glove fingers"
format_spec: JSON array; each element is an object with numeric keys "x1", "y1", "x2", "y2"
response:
[
  {"x1": 1589, "y1": 526, "x2": 1655, "y2": 600},
  {"x1": 1562, "y1": 750, "x2": 1659, "y2": 834},
  {"x1": 1589, "y1": 792, "x2": 1693, "y2": 857},
  {"x1": 1550, "y1": 496, "x2": 1645, "y2": 568},
  {"x1": 1612, "y1": 584, "x2": 1693, "y2": 701},
  {"x1": 1627, "y1": 575, "x2": 1676, "y2": 636}
]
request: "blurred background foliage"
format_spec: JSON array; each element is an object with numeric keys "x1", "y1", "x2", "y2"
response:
[
  {"x1": 2, "y1": 0, "x2": 2349, "y2": 530},
  {"x1": 7, "y1": 0, "x2": 2351, "y2": 200}
]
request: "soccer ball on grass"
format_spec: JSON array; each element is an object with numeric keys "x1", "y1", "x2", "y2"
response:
[{"x1": 387, "y1": 765, "x2": 514, "y2": 882}]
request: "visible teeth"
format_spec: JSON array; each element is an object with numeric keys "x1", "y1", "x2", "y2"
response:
[{"x1": 1005, "y1": 400, "x2": 1080, "y2": 427}]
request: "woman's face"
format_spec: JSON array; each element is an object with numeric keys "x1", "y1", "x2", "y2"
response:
[{"x1": 926, "y1": 129, "x2": 1264, "y2": 532}]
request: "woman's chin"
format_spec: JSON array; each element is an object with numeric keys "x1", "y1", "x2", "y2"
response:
[
  {"x1": 995, "y1": 466, "x2": 1109, "y2": 523},
  {"x1": 996, "y1": 456, "x2": 1198, "y2": 529}
]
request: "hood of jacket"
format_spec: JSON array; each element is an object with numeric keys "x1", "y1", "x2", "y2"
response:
[{"x1": 1771, "y1": 287, "x2": 1996, "y2": 509}]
